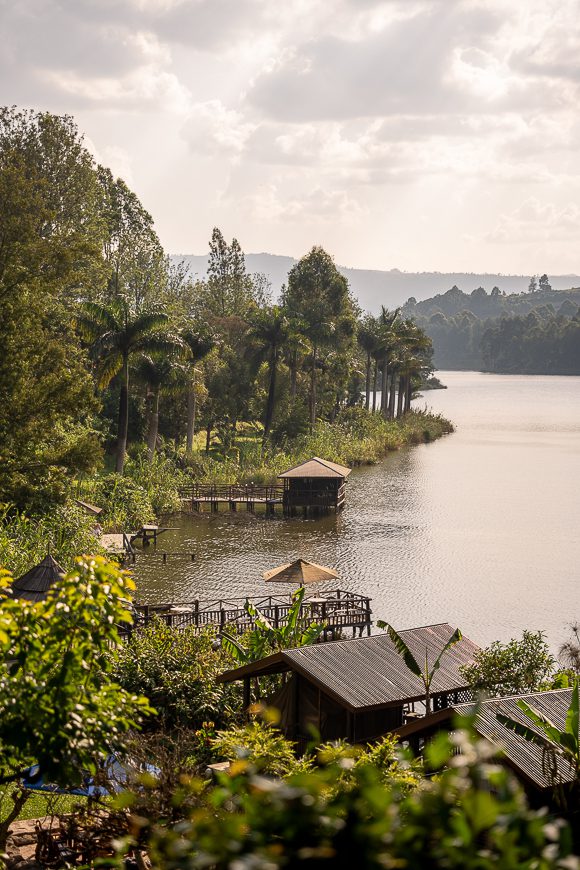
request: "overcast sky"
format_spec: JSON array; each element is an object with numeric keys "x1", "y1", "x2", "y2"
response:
[{"x1": 2, "y1": 0, "x2": 580, "y2": 273}]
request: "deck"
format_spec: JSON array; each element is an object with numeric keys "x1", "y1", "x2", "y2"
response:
[
  {"x1": 130, "y1": 589, "x2": 372, "y2": 639},
  {"x1": 179, "y1": 483, "x2": 284, "y2": 514}
]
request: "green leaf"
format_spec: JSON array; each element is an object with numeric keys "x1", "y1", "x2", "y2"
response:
[
  {"x1": 385, "y1": 624, "x2": 421, "y2": 678},
  {"x1": 430, "y1": 628, "x2": 463, "y2": 682},
  {"x1": 565, "y1": 680, "x2": 579, "y2": 754}
]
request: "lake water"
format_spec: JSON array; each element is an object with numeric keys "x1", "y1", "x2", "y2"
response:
[{"x1": 133, "y1": 372, "x2": 580, "y2": 652}]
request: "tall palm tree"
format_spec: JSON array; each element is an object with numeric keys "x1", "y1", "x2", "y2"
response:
[
  {"x1": 249, "y1": 306, "x2": 290, "y2": 441},
  {"x1": 375, "y1": 306, "x2": 400, "y2": 419},
  {"x1": 182, "y1": 327, "x2": 215, "y2": 454},
  {"x1": 77, "y1": 297, "x2": 172, "y2": 473},
  {"x1": 136, "y1": 353, "x2": 184, "y2": 460},
  {"x1": 357, "y1": 315, "x2": 380, "y2": 410}
]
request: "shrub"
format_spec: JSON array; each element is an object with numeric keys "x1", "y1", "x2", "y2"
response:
[{"x1": 461, "y1": 630, "x2": 555, "y2": 696}]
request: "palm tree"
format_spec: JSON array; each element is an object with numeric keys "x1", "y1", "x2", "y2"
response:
[
  {"x1": 182, "y1": 327, "x2": 215, "y2": 454},
  {"x1": 77, "y1": 296, "x2": 171, "y2": 473},
  {"x1": 358, "y1": 315, "x2": 380, "y2": 410},
  {"x1": 249, "y1": 306, "x2": 290, "y2": 441},
  {"x1": 396, "y1": 321, "x2": 433, "y2": 416},
  {"x1": 377, "y1": 621, "x2": 463, "y2": 715},
  {"x1": 375, "y1": 307, "x2": 400, "y2": 419},
  {"x1": 136, "y1": 353, "x2": 184, "y2": 460}
]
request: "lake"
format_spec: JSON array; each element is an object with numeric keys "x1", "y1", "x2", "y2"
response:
[{"x1": 133, "y1": 371, "x2": 580, "y2": 652}]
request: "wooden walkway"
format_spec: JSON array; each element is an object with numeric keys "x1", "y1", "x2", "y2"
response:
[
  {"x1": 179, "y1": 484, "x2": 284, "y2": 514},
  {"x1": 130, "y1": 589, "x2": 372, "y2": 639}
]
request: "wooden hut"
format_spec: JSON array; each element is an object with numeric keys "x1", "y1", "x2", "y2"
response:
[
  {"x1": 278, "y1": 457, "x2": 351, "y2": 516},
  {"x1": 218, "y1": 623, "x2": 479, "y2": 747},
  {"x1": 9, "y1": 554, "x2": 64, "y2": 603},
  {"x1": 395, "y1": 689, "x2": 574, "y2": 804}
]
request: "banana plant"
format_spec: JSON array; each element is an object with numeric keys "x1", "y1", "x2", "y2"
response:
[
  {"x1": 221, "y1": 586, "x2": 325, "y2": 665},
  {"x1": 377, "y1": 621, "x2": 463, "y2": 714},
  {"x1": 496, "y1": 680, "x2": 580, "y2": 808}
]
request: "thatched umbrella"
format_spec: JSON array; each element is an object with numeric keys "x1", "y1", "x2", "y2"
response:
[
  {"x1": 263, "y1": 559, "x2": 338, "y2": 585},
  {"x1": 10, "y1": 554, "x2": 65, "y2": 603}
]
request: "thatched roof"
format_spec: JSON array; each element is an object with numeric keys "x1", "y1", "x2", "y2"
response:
[
  {"x1": 278, "y1": 457, "x2": 351, "y2": 479},
  {"x1": 10, "y1": 554, "x2": 65, "y2": 603},
  {"x1": 263, "y1": 559, "x2": 339, "y2": 584}
]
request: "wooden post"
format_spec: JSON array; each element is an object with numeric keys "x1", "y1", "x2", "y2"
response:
[
  {"x1": 243, "y1": 677, "x2": 251, "y2": 713},
  {"x1": 274, "y1": 604, "x2": 280, "y2": 628}
]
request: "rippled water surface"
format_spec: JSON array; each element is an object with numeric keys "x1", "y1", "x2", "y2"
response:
[{"x1": 133, "y1": 372, "x2": 580, "y2": 650}]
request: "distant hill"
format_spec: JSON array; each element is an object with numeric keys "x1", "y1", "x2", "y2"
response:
[{"x1": 171, "y1": 252, "x2": 580, "y2": 313}]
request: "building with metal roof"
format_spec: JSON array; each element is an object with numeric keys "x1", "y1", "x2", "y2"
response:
[
  {"x1": 277, "y1": 457, "x2": 352, "y2": 516},
  {"x1": 218, "y1": 623, "x2": 479, "y2": 745},
  {"x1": 395, "y1": 688, "x2": 574, "y2": 797},
  {"x1": 9, "y1": 554, "x2": 64, "y2": 603}
]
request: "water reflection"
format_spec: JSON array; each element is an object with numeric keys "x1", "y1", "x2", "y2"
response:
[{"x1": 133, "y1": 372, "x2": 580, "y2": 651}]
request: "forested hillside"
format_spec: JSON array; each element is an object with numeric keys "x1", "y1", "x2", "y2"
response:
[{"x1": 403, "y1": 285, "x2": 580, "y2": 374}]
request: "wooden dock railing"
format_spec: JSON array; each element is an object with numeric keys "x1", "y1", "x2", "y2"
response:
[{"x1": 131, "y1": 589, "x2": 372, "y2": 639}]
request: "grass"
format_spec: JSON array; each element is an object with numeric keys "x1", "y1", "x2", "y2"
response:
[{"x1": 0, "y1": 786, "x2": 86, "y2": 822}]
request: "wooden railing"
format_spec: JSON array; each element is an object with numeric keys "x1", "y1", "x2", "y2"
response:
[
  {"x1": 131, "y1": 589, "x2": 372, "y2": 636},
  {"x1": 179, "y1": 483, "x2": 284, "y2": 502}
]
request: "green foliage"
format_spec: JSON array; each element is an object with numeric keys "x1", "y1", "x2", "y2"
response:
[
  {"x1": 110, "y1": 620, "x2": 243, "y2": 731},
  {"x1": 87, "y1": 473, "x2": 155, "y2": 531},
  {"x1": 0, "y1": 557, "x2": 151, "y2": 785},
  {"x1": 461, "y1": 630, "x2": 555, "y2": 697},
  {"x1": 212, "y1": 719, "x2": 313, "y2": 778},
  {"x1": 118, "y1": 727, "x2": 577, "y2": 869},
  {"x1": 0, "y1": 502, "x2": 102, "y2": 577},
  {"x1": 221, "y1": 586, "x2": 324, "y2": 664}
]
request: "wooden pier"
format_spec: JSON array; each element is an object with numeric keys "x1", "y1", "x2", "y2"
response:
[
  {"x1": 131, "y1": 589, "x2": 372, "y2": 639},
  {"x1": 179, "y1": 483, "x2": 284, "y2": 515}
]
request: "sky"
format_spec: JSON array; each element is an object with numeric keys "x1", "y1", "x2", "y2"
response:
[{"x1": 2, "y1": 0, "x2": 580, "y2": 274}]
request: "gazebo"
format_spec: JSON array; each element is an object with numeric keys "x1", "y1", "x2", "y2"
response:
[
  {"x1": 9, "y1": 554, "x2": 64, "y2": 603},
  {"x1": 278, "y1": 457, "x2": 351, "y2": 516},
  {"x1": 263, "y1": 559, "x2": 339, "y2": 585}
]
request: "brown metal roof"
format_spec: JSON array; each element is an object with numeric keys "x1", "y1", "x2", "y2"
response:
[
  {"x1": 278, "y1": 457, "x2": 352, "y2": 479},
  {"x1": 397, "y1": 689, "x2": 574, "y2": 791},
  {"x1": 218, "y1": 623, "x2": 479, "y2": 711},
  {"x1": 10, "y1": 554, "x2": 65, "y2": 603}
]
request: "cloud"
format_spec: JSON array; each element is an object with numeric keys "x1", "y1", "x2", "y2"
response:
[
  {"x1": 182, "y1": 100, "x2": 255, "y2": 155},
  {"x1": 486, "y1": 198, "x2": 580, "y2": 244}
]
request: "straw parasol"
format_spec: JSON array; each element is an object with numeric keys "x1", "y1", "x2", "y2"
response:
[
  {"x1": 9, "y1": 553, "x2": 65, "y2": 603},
  {"x1": 263, "y1": 558, "x2": 339, "y2": 585}
]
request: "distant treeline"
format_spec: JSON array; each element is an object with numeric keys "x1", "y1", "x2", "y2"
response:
[{"x1": 403, "y1": 285, "x2": 580, "y2": 374}]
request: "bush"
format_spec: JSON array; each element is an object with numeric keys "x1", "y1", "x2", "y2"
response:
[
  {"x1": 461, "y1": 630, "x2": 555, "y2": 696},
  {"x1": 110, "y1": 620, "x2": 243, "y2": 732},
  {"x1": 212, "y1": 718, "x2": 313, "y2": 778}
]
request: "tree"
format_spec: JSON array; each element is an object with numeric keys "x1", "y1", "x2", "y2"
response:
[
  {"x1": 357, "y1": 314, "x2": 380, "y2": 410},
  {"x1": 0, "y1": 107, "x2": 103, "y2": 509},
  {"x1": 528, "y1": 276, "x2": 538, "y2": 293},
  {"x1": 0, "y1": 557, "x2": 151, "y2": 787},
  {"x1": 539, "y1": 274, "x2": 552, "y2": 293},
  {"x1": 285, "y1": 247, "x2": 355, "y2": 431},
  {"x1": 77, "y1": 297, "x2": 171, "y2": 473},
  {"x1": 460, "y1": 630, "x2": 555, "y2": 697},
  {"x1": 181, "y1": 327, "x2": 215, "y2": 454},
  {"x1": 136, "y1": 351, "x2": 184, "y2": 460},
  {"x1": 374, "y1": 307, "x2": 400, "y2": 418},
  {"x1": 377, "y1": 622, "x2": 462, "y2": 714},
  {"x1": 248, "y1": 306, "x2": 290, "y2": 441},
  {"x1": 204, "y1": 228, "x2": 259, "y2": 318}
]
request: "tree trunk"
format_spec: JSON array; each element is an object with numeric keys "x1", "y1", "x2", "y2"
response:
[
  {"x1": 380, "y1": 355, "x2": 389, "y2": 418},
  {"x1": 372, "y1": 359, "x2": 378, "y2": 412},
  {"x1": 309, "y1": 343, "x2": 317, "y2": 432},
  {"x1": 388, "y1": 372, "x2": 397, "y2": 420},
  {"x1": 397, "y1": 374, "x2": 405, "y2": 418},
  {"x1": 186, "y1": 387, "x2": 196, "y2": 453},
  {"x1": 115, "y1": 357, "x2": 129, "y2": 474},
  {"x1": 365, "y1": 352, "x2": 371, "y2": 410},
  {"x1": 405, "y1": 375, "x2": 413, "y2": 413},
  {"x1": 263, "y1": 351, "x2": 277, "y2": 441},
  {"x1": 290, "y1": 350, "x2": 297, "y2": 403},
  {"x1": 205, "y1": 421, "x2": 212, "y2": 453},
  {"x1": 147, "y1": 388, "x2": 160, "y2": 461}
]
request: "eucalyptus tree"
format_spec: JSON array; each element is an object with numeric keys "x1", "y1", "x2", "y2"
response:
[
  {"x1": 77, "y1": 297, "x2": 172, "y2": 473},
  {"x1": 248, "y1": 306, "x2": 290, "y2": 442},
  {"x1": 285, "y1": 247, "x2": 355, "y2": 431}
]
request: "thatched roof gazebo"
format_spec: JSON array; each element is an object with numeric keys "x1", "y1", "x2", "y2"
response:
[
  {"x1": 263, "y1": 559, "x2": 339, "y2": 585},
  {"x1": 9, "y1": 554, "x2": 64, "y2": 603}
]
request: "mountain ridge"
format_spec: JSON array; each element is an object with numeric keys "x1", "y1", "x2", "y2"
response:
[{"x1": 170, "y1": 252, "x2": 580, "y2": 313}]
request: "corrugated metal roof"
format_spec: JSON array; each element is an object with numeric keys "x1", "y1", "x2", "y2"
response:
[
  {"x1": 455, "y1": 690, "x2": 574, "y2": 790},
  {"x1": 278, "y1": 457, "x2": 352, "y2": 479},
  {"x1": 218, "y1": 623, "x2": 479, "y2": 710},
  {"x1": 10, "y1": 554, "x2": 64, "y2": 603}
]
